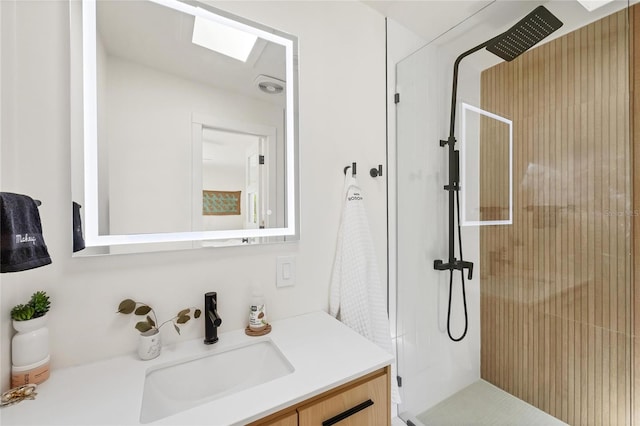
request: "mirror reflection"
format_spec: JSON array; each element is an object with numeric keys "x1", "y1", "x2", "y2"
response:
[{"x1": 72, "y1": 0, "x2": 298, "y2": 254}]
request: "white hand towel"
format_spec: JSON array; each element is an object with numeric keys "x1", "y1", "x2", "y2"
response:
[{"x1": 329, "y1": 175, "x2": 401, "y2": 404}]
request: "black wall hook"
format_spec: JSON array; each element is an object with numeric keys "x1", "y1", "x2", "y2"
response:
[
  {"x1": 369, "y1": 165, "x2": 383, "y2": 177},
  {"x1": 343, "y1": 162, "x2": 356, "y2": 177}
]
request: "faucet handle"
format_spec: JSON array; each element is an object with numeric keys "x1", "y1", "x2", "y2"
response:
[
  {"x1": 204, "y1": 292, "x2": 222, "y2": 345},
  {"x1": 208, "y1": 310, "x2": 222, "y2": 326}
]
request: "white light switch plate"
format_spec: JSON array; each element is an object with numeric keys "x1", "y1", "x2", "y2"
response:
[{"x1": 276, "y1": 256, "x2": 296, "y2": 287}]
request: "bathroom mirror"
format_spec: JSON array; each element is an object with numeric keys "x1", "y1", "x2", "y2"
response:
[{"x1": 71, "y1": 0, "x2": 299, "y2": 255}]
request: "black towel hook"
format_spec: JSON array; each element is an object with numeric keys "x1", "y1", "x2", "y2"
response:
[
  {"x1": 343, "y1": 162, "x2": 356, "y2": 177},
  {"x1": 370, "y1": 165, "x2": 383, "y2": 178},
  {"x1": 34, "y1": 199, "x2": 42, "y2": 206}
]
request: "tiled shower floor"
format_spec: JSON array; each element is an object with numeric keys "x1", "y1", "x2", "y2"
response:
[{"x1": 412, "y1": 380, "x2": 568, "y2": 426}]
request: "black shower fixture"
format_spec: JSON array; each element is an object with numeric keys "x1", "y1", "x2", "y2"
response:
[
  {"x1": 434, "y1": 6, "x2": 563, "y2": 342},
  {"x1": 486, "y1": 6, "x2": 564, "y2": 62}
]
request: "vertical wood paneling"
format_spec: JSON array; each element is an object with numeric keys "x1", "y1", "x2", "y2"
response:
[
  {"x1": 479, "y1": 7, "x2": 634, "y2": 425},
  {"x1": 633, "y1": 3, "x2": 639, "y2": 423},
  {"x1": 632, "y1": 5, "x2": 640, "y2": 426}
]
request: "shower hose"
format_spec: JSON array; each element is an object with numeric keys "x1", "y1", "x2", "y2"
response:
[{"x1": 447, "y1": 190, "x2": 468, "y2": 342}]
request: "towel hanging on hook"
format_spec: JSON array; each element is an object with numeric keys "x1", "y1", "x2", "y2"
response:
[
  {"x1": 0, "y1": 192, "x2": 51, "y2": 272},
  {"x1": 329, "y1": 173, "x2": 401, "y2": 404}
]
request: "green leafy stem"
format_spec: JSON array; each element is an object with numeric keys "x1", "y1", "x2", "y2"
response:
[{"x1": 117, "y1": 299, "x2": 201, "y2": 335}]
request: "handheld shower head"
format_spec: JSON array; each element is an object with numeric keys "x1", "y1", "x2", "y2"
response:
[{"x1": 486, "y1": 5, "x2": 564, "y2": 62}]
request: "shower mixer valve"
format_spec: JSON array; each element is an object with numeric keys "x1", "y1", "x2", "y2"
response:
[{"x1": 434, "y1": 258, "x2": 474, "y2": 281}]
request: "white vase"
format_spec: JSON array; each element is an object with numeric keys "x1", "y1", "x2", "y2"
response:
[
  {"x1": 11, "y1": 314, "x2": 50, "y2": 386},
  {"x1": 12, "y1": 315, "x2": 49, "y2": 367},
  {"x1": 138, "y1": 329, "x2": 161, "y2": 360}
]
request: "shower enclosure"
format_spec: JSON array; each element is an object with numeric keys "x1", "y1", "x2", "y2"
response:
[{"x1": 393, "y1": 1, "x2": 636, "y2": 424}]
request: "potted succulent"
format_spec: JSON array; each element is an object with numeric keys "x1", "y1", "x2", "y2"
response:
[
  {"x1": 116, "y1": 299, "x2": 201, "y2": 360},
  {"x1": 10, "y1": 291, "x2": 51, "y2": 387},
  {"x1": 11, "y1": 291, "x2": 50, "y2": 321}
]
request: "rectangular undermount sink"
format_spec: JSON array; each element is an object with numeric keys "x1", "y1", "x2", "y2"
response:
[{"x1": 139, "y1": 339, "x2": 294, "y2": 423}]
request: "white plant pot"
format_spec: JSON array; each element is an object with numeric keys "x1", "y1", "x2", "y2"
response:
[
  {"x1": 138, "y1": 329, "x2": 161, "y2": 360},
  {"x1": 12, "y1": 314, "x2": 50, "y2": 367},
  {"x1": 11, "y1": 314, "x2": 51, "y2": 387}
]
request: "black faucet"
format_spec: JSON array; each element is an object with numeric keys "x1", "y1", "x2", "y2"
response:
[{"x1": 204, "y1": 292, "x2": 222, "y2": 344}]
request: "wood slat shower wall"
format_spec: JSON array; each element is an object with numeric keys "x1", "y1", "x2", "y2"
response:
[
  {"x1": 631, "y1": 5, "x2": 639, "y2": 426},
  {"x1": 479, "y1": 8, "x2": 633, "y2": 425}
]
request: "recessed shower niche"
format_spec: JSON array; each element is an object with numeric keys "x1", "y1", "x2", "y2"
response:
[{"x1": 460, "y1": 102, "x2": 513, "y2": 226}]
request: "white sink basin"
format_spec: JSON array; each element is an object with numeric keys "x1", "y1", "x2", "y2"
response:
[{"x1": 139, "y1": 339, "x2": 294, "y2": 423}]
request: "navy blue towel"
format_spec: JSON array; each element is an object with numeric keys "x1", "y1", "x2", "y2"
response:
[
  {"x1": 0, "y1": 192, "x2": 52, "y2": 273},
  {"x1": 72, "y1": 201, "x2": 85, "y2": 252}
]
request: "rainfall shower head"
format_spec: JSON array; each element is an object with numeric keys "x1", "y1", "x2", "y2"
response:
[
  {"x1": 486, "y1": 5, "x2": 563, "y2": 62},
  {"x1": 446, "y1": 5, "x2": 564, "y2": 138}
]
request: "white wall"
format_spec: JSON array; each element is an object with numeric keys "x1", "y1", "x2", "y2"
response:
[
  {"x1": 390, "y1": 24, "x2": 482, "y2": 418},
  {"x1": 104, "y1": 55, "x2": 283, "y2": 236},
  {"x1": 0, "y1": 0, "x2": 387, "y2": 392}
]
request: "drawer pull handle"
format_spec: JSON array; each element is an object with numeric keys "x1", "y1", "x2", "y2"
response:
[{"x1": 321, "y1": 399, "x2": 374, "y2": 426}]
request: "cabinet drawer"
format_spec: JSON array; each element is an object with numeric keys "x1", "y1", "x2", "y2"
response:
[{"x1": 297, "y1": 371, "x2": 389, "y2": 426}]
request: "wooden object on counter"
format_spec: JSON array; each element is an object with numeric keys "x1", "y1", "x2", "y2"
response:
[{"x1": 245, "y1": 324, "x2": 272, "y2": 336}]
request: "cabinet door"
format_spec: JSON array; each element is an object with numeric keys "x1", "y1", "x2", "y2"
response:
[
  {"x1": 297, "y1": 372, "x2": 389, "y2": 426},
  {"x1": 254, "y1": 410, "x2": 298, "y2": 426}
]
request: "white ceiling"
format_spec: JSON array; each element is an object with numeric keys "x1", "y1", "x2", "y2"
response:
[
  {"x1": 364, "y1": 0, "x2": 636, "y2": 70},
  {"x1": 97, "y1": 0, "x2": 286, "y2": 106},
  {"x1": 363, "y1": 0, "x2": 495, "y2": 44}
]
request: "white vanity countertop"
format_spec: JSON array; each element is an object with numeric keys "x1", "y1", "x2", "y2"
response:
[{"x1": 1, "y1": 311, "x2": 393, "y2": 425}]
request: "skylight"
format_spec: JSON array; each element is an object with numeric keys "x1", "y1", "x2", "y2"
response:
[{"x1": 192, "y1": 15, "x2": 257, "y2": 62}]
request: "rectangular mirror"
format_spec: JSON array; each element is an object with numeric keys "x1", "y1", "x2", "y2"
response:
[{"x1": 70, "y1": 0, "x2": 299, "y2": 255}]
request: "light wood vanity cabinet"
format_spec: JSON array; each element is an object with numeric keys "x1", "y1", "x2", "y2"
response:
[
  {"x1": 261, "y1": 411, "x2": 298, "y2": 426},
  {"x1": 249, "y1": 366, "x2": 390, "y2": 426},
  {"x1": 297, "y1": 368, "x2": 389, "y2": 426}
]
